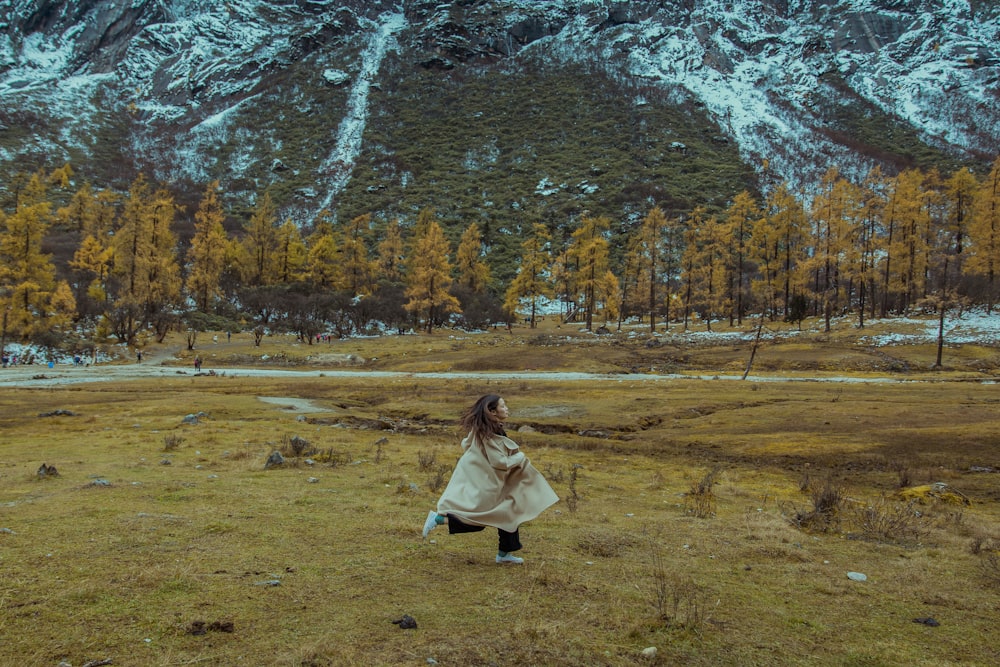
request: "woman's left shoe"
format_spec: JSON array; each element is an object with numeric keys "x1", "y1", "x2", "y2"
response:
[
  {"x1": 496, "y1": 552, "x2": 524, "y2": 564},
  {"x1": 422, "y1": 510, "x2": 438, "y2": 538}
]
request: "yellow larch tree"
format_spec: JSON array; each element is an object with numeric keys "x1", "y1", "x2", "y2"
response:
[
  {"x1": 376, "y1": 218, "x2": 405, "y2": 284},
  {"x1": 108, "y1": 175, "x2": 182, "y2": 344},
  {"x1": 275, "y1": 218, "x2": 307, "y2": 284},
  {"x1": 503, "y1": 222, "x2": 553, "y2": 328},
  {"x1": 567, "y1": 214, "x2": 618, "y2": 331},
  {"x1": 341, "y1": 213, "x2": 376, "y2": 295},
  {"x1": 0, "y1": 170, "x2": 67, "y2": 342},
  {"x1": 305, "y1": 212, "x2": 342, "y2": 289},
  {"x1": 185, "y1": 181, "x2": 230, "y2": 313},
  {"x1": 455, "y1": 222, "x2": 491, "y2": 293},
  {"x1": 965, "y1": 157, "x2": 1000, "y2": 312},
  {"x1": 239, "y1": 191, "x2": 280, "y2": 286},
  {"x1": 404, "y1": 216, "x2": 460, "y2": 333},
  {"x1": 723, "y1": 191, "x2": 760, "y2": 325}
]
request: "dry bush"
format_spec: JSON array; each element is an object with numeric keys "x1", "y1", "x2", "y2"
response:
[
  {"x1": 970, "y1": 536, "x2": 1000, "y2": 586},
  {"x1": 542, "y1": 463, "x2": 566, "y2": 483},
  {"x1": 280, "y1": 434, "x2": 316, "y2": 458},
  {"x1": 417, "y1": 449, "x2": 437, "y2": 472},
  {"x1": 851, "y1": 496, "x2": 927, "y2": 544},
  {"x1": 685, "y1": 466, "x2": 721, "y2": 518},
  {"x1": 564, "y1": 464, "x2": 581, "y2": 513},
  {"x1": 785, "y1": 478, "x2": 845, "y2": 533},
  {"x1": 427, "y1": 464, "x2": 449, "y2": 493},
  {"x1": 372, "y1": 436, "x2": 387, "y2": 463},
  {"x1": 163, "y1": 433, "x2": 184, "y2": 451},
  {"x1": 648, "y1": 470, "x2": 666, "y2": 490},
  {"x1": 313, "y1": 447, "x2": 350, "y2": 467},
  {"x1": 647, "y1": 532, "x2": 715, "y2": 630}
]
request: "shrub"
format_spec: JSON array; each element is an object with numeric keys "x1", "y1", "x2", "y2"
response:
[
  {"x1": 163, "y1": 434, "x2": 184, "y2": 451},
  {"x1": 427, "y1": 465, "x2": 449, "y2": 493},
  {"x1": 786, "y1": 478, "x2": 845, "y2": 533},
  {"x1": 970, "y1": 536, "x2": 1000, "y2": 586},
  {"x1": 685, "y1": 466, "x2": 721, "y2": 518},
  {"x1": 851, "y1": 496, "x2": 927, "y2": 544},
  {"x1": 417, "y1": 449, "x2": 437, "y2": 472},
  {"x1": 280, "y1": 434, "x2": 316, "y2": 458}
]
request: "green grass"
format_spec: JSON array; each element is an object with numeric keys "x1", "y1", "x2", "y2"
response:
[{"x1": 2, "y1": 322, "x2": 999, "y2": 665}]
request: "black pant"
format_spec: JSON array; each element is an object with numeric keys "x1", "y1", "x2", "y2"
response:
[{"x1": 447, "y1": 515, "x2": 522, "y2": 553}]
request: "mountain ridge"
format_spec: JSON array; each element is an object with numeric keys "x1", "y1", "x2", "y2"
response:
[{"x1": 2, "y1": 0, "x2": 998, "y2": 226}]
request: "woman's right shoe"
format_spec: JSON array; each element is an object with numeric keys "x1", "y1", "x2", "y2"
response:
[
  {"x1": 496, "y1": 553, "x2": 524, "y2": 564},
  {"x1": 422, "y1": 510, "x2": 438, "y2": 538}
]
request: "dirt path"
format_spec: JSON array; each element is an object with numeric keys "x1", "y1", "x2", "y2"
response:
[{"x1": 0, "y1": 361, "x2": 927, "y2": 389}]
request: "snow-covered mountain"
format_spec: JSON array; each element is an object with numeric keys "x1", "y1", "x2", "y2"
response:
[{"x1": 2, "y1": 0, "x2": 998, "y2": 224}]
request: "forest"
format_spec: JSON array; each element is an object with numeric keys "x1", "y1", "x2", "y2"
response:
[{"x1": 1, "y1": 155, "x2": 999, "y2": 360}]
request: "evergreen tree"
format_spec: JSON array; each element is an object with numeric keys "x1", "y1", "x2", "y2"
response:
[
  {"x1": 404, "y1": 217, "x2": 460, "y2": 333},
  {"x1": 807, "y1": 167, "x2": 859, "y2": 331},
  {"x1": 723, "y1": 191, "x2": 759, "y2": 325},
  {"x1": 755, "y1": 182, "x2": 808, "y2": 320},
  {"x1": 853, "y1": 166, "x2": 888, "y2": 326}
]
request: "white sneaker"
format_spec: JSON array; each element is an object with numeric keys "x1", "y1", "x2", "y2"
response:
[
  {"x1": 422, "y1": 510, "x2": 438, "y2": 538},
  {"x1": 496, "y1": 553, "x2": 524, "y2": 564}
]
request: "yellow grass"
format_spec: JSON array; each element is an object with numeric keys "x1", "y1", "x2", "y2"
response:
[{"x1": 2, "y1": 318, "x2": 999, "y2": 666}]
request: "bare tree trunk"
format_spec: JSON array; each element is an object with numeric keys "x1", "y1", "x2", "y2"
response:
[
  {"x1": 742, "y1": 316, "x2": 764, "y2": 380},
  {"x1": 934, "y1": 301, "x2": 946, "y2": 368}
]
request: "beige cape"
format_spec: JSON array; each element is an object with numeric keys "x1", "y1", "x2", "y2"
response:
[{"x1": 436, "y1": 432, "x2": 559, "y2": 533}]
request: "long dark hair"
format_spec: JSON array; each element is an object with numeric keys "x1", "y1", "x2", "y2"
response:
[{"x1": 460, "y1": 394, "x2": 506, "y2": 441}]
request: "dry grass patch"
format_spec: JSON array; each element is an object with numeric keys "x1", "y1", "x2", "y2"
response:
[{"x1": 3, "y1": 330, "x2": 1000, "y2": 665}]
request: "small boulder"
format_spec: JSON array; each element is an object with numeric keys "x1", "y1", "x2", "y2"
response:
[
  {"x1": 37, "y1": 463, "x2": 59, "y2": 478},
  {"x1": 392, "y1": 614, "x2": 417, "y2": 629},
  {"x1": 264, "y1": 451, "x2": 285, "y2": 469}
]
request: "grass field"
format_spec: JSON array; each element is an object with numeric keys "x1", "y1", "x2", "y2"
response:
[{"x1": 1, "y1": 316, "x2": 999, "y2": 666}]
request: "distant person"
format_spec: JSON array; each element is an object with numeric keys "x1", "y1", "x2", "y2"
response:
[
  {"x1": 422, "y1": 394, "x2": 558, "y2": 564},
  {"x1": 136, "y1": 350, "x2": 142, "y2": 363},
  {"x1": 194, "y1": 356, "x2": 202, "y2": 372}
]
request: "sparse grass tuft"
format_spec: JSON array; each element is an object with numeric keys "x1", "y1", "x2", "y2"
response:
[{"x1": 685, "y1": 465, "x2": 721, "y2": 518}]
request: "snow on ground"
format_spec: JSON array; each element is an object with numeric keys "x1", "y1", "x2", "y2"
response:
[{"x1": 316, "y1": 11, "x2": 407, "y2": 212}]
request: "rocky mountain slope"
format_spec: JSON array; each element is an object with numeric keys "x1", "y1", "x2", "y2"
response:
[{"x1": 1, "y1": 0, "x2": 998, "y2": 228}]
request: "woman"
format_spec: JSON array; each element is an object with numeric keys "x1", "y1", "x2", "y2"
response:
[{"x1": 422, "y1": 394, "x2": 559, "y2": 563}]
